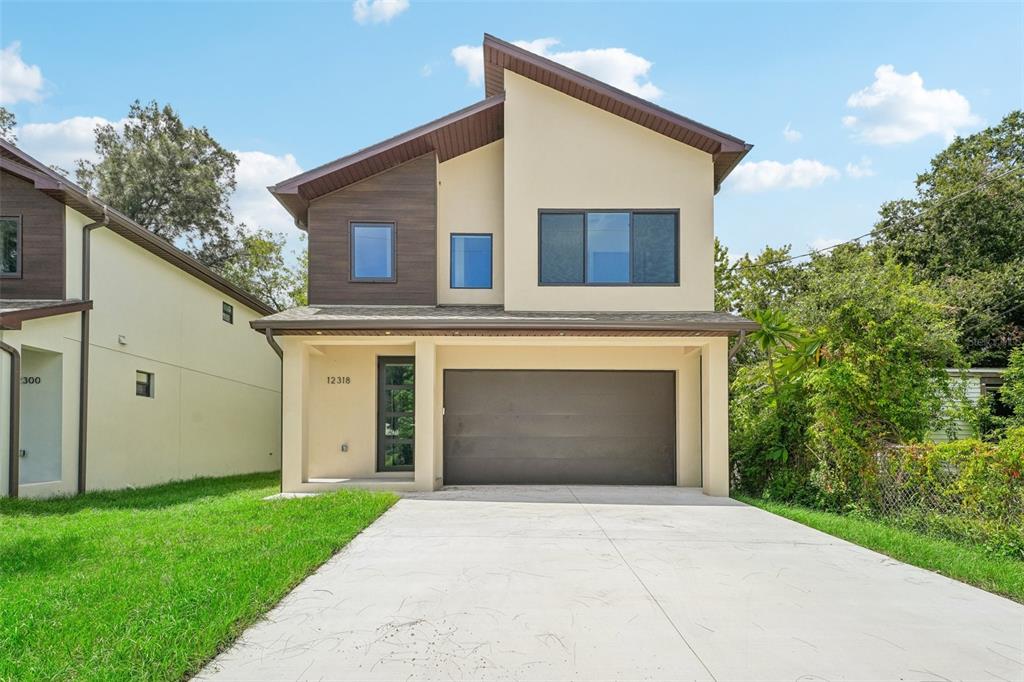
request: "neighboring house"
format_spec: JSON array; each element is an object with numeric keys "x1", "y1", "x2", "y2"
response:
[
  {"x1": 929, "y1": 367, "x2": 1008, "y2": 442},
  {"x1": 0, "y1": 140, "x2": 281, "y2": 499},
  {"x1": 255, "y1": 34, "x2": 756, "y2": 496}
]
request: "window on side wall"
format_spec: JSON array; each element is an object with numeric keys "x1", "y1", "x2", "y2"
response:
[
  {"x1": 0, "y1": 216, "x2": 21, "y2": 277},
  {"x1": 222, "y1": 302, "x2": 234, "y2": 324},
  {"x1": 136, "y1": 371, "x2": 154, "y2": 398},
  {"x1": 538, "y1": 210, "x2": 678, "y2": 286},
  {"x1": 450, "y1": 234, "x2": 493, "y2": 289},
  {"x1": 350, "y1": 223, "x2": 395, "y2": 282}
]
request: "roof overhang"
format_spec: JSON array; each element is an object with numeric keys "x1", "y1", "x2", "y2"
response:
[
  {"x1": 0, "y1": 299, "x2": 93, "y2": 330},
  {"x1": 0, "y1": 140, "x2": 275, "y2": 316},
  {"x1": 270, "y1": 95, "x2": 505, "y2": 229},
  {"x1": 481, "y1": 34, "x2": 752, "y2": 192}
]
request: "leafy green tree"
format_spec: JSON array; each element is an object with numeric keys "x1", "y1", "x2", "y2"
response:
[
  {"x1": 76, "y1": 100, "x2": 239, "y2": 265},
  {"x1": 219, "y1": 229, "x2": 307, "y2": 311},
  {"x1": 714, "y1": 237, "x2": 734, "y2": 312},
  {"x1": 1003, "y1": 345, "x2": 1024, "y2": 427},
  {"x1": 874, "y1": 110, "x2": 1024, "y2": 365},
  {"x1": 0, "y1": 107, "x2": 15, "y2": 143}
]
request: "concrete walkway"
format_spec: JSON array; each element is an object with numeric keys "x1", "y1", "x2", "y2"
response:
[{"x1": 198, "y1": 486, "x2": 1024, "y2": 681}]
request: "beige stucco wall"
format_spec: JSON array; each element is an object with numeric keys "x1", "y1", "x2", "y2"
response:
[
  {"x1": 1, "y1": 209, "x2": 282, "y2": 498},
  {"x1": 436, "y1": 140, "x2": 504, "y2": 305},
  {"x1": 280, "y1": 335, "x2": 728, "y2": 495},
  {"x1": 502, "y1": 70, "x2": 716, "y2": 312},
  {"x1": 0, "y1": 313, "x2": 83, "y2": 498},
  {"x1": 84, "y1": 225, "x2": 280, "y2": 491}
]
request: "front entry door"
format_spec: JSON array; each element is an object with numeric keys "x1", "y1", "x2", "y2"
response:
[{"x1": 377, "y1": 356, "x2": 415, "y2": 471}]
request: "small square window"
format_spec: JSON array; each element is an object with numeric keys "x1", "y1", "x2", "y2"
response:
[
  {"x1": 136, "y1": 371, "x2": 154, "y2": 398},
  {"x1": 351, "y1": 223, "x2": 395, "y2": 281},
  {"x1": 450, "y1": 234, "x2": 493, "y2": 289},
  {"x1": 222, "y1": 302, "x2": 234, "y2": 324}
]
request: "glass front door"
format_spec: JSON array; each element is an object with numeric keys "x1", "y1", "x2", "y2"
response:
[{"x1": 377, "y1": 356, "x2": 415, "y2": 471}]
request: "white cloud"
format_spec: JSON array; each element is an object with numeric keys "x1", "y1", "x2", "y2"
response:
[
  {"x1": 782, "y1": 122, "x2": 802, "y2": 142},
  {"x1": 728, "y1": 159, "x2": 840, "y2": 193},
  {"x1": 451, "y1": 37, "x2": 663, "y2": 100},
  {"x1": 0, "y1": 42, "x2": 45, "y2": 105},
  {"x1": 843, "y1": 65, "x2": 980, "y2": 144},
  {"x1": 420, "y1": 64, "x2": 432, "y2": 77},
  {"x1": 232, "y1": 150, "x2": 303, "y2": 233},
  {"x1": 845, "y1": 157, "x2": 875, "y2": 179},
  {"x1": 352, "y1": 0, "x2": 409, "y2": 25},
  {"x1": 18, "y1": 116, "x2": 126, "y2": 170}
]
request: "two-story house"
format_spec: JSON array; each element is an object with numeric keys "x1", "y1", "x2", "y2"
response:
[
  {"x1": 0, "y1": 140, "x2": 281, "y2": 499},
  {"x1": 255, "y1": 34, "x2": 756, "y2": 496}
]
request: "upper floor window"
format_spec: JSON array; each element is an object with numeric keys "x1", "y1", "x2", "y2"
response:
[
  {"x1": 351, "y1": 222, "x2": 395, "y2": 282},
  {"x1": 539, "y1": 210, "x2": 678, "y2": 286},
  {"x1": 450, "y1": 234, "x2": 493, "y2": 289},
  {"x1": 222, "y1": 302, "x2": 234, "y2": 324},
  {"x1": 0, "y1": 216, "x2": 21, "y2": 277},
  {"x1": 136, "y1": 370, "x2": 155, "y2": 398}
]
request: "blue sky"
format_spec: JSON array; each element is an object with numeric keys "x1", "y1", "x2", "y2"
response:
[{"x1": 2, "y1": 1, "x2": 1021, "y2": 261}]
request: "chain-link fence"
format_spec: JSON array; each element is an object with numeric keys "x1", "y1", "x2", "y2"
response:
[{"x1": 871, "y1": 444, "x2": 1024, "y2": 558}]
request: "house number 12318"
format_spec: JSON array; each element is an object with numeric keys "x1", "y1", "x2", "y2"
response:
[{"x1": 327, "y1": 376, "x2": 351, "y2": 385}]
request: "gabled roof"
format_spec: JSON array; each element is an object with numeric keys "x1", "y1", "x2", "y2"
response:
[
  {"x1": 0, "y1": 139, "x2": 275, "y2": 315},
  {"x1": 481, "y1": 34, "x2": 752, "y2": 191},
  {"x1": 270, "y1": 34, "x2": 751, "y2": 229}
]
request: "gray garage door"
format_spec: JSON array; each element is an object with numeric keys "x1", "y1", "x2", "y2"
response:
[{"x1": 443, "y1": 370, "x2": 676, "y2": 485}]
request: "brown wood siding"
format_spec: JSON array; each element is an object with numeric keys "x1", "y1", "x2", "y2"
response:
[
  {"x1": 307, "y1": 154, "x2": 437, "y2": 305},
  {"x1": 0, "y1": 170, "x2": 65, "y2": 299}
]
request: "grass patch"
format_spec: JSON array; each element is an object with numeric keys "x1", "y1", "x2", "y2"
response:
[
  {"x1": 737, "y1": 495, "x2": 1024, "y2": 604},
  {"x1": 0, "y1": 472, "x2": 397, "y2": 681}
]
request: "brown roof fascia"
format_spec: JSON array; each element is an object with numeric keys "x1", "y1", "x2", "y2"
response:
[
  {"x1": 0, "y1": 300, "x2": 93, "y2": 330},
  {"x1": 0, "y1": 139, "x2": 275, "y2": 315},
  {"x1": 481, "y1": 33, "x2": 752, "y2": 191},
  {"x1": 270, "y1": 94, "x2": 506, "y2": 227}
]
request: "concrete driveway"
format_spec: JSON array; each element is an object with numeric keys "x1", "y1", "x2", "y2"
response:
[{"x1": 199, "y1": 486, "x2": 1024, "y2": 681}]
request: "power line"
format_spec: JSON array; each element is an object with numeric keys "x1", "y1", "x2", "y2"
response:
[{"x1": 728, "y1": 164, "x2": 1024, "y2": 274}]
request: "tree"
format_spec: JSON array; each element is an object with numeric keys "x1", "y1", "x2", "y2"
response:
[
  {"x1": 218, "y1": 229, "x2": 307, "y2": 311},
  {"x1": 75, "y1": 100, "x2": 239, "y2": 265},
  {"x1": 1002, "y1": 345, "x2": 1024, "y2": 427},
  {"x1": 874, "y1": 110, "x2": 1024, "y2": 365},
  {"x1": 0, "y1": 106, "x2": 16, "y2": 143}
]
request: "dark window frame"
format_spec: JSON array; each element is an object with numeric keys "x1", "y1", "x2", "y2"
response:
[
  {"x1": 0, "y1": 214, "x2": 23, "y2": 279},
  {"x1": 135, "y1": 370, "x2": 155, "y2": 399},
  {"x1": 449, "y1": 233, "x2": 494, "y2": 290},
  {"x1": 222, "y1": 301, "x2": 234, "y2": 324},
  {"x1": 376, "y1": 355, "x2": 415, "y2": 472},
  {"x1": 349, "y1": 221, "x2": 397, "y2": 283},
  {"x1": 537, "y1": 209, "x2": 680, "y2": 287}
]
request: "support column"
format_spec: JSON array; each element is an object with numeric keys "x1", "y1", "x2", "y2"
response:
[
  {"x1": 414, "y1": 339, "x2": 437, "y2": 491},
  {"x1": 280, "y1": 338, "x2": 309, "y2": 493},
  {"x1": 701, "y1": 337, "x2": 730, "y2": 496}
]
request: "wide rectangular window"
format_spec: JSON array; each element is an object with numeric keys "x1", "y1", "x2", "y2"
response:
[
  {"x1": 222, "y1": 302, "x2": 234, "y2": 324},
  {"x1": 450, "y1": 234, "x2": 493, "y2": 289},
  {"x1": 1, "y1": 216, "x2": 21, "y2": 277},
  {"x1": 351, "y1": 223, "x2": 395, "y2": 281},
  {"x1": 539, "y1": 210, "x2": 678, "y2": 285},
  {"x1": 136, "y1": 371, "x2": 154, "y2": 398}
]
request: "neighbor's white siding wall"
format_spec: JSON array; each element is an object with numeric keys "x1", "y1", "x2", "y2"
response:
[{"x1": 82, "y1": 213, "x2": 281, "y2": 491}]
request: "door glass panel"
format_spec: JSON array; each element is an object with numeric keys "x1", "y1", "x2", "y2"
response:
[{"x1": 378, "y1": 357, "x2": 414, "y2": 471}]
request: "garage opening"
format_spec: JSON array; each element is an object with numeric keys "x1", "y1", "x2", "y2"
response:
[{"x1": 443, "y1": 370, "x2": 676, "y2": 485}]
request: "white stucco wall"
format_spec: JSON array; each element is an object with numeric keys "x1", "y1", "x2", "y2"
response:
[{"x1": 502, "y1": 70, "x2": 716, "y2": 312}]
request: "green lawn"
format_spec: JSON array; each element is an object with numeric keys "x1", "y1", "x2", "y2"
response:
[
  {"x1": 0, "y1": 472, "x2": 396, "y2": 681},
  {"x1": 738, "y1": 495, "x2": 1024, "y2": 604}
]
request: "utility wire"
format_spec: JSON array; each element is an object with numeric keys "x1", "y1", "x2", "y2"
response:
[{"x1": 728, "y1": 164, "x2": 1024, "y2": 274}]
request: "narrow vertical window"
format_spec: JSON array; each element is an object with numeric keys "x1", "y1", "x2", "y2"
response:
[
  {"x1": 351, "y1": 223, "x2": 395, "y2": 281},
  {"x1": 450, "y1": 234, "x2": 493, "y2": 289},
  {"x1": 539, "y1": 213, "x2": 585, "y2": 284},
  {"x1": 632, "y1": 212, "x2": 678, "y2": 283},
  {"x1": 0, "y1": 216, "x2": 21, "y2": 277},
  {"x1": 136, "y1": 371, "x2": 154, "y2": 398},
  {"x1": 586, "y1": 212, "x2": 630, "y2": 283},
  {"x1": 222, "y1": 302, "x2": 234, "y2": 324}
]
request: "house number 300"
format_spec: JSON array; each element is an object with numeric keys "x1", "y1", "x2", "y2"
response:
[
  {"x1": 21, "y1": 376, "x2": 42, "y2": 385},
  {"x1": 327, "y1": 376, "x2": 351, "y2": 385}
]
